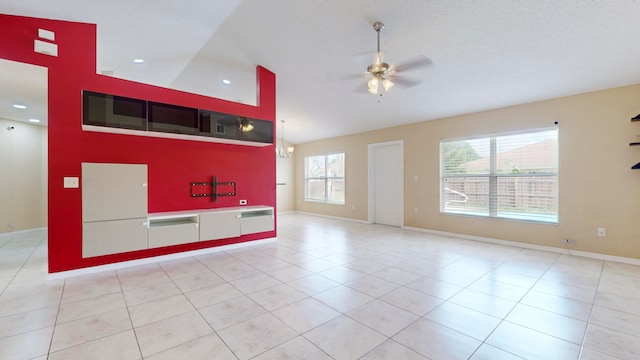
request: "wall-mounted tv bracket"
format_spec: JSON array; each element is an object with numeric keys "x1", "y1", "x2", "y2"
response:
[{"x1": 190, "y1": 176, "x2": 236, "y2": 202}]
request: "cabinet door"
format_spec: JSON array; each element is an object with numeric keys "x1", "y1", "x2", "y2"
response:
[
  {"x1": 240, "y1": 216, "x2": 274, "y2": 235},
  {"x1": 82, "y1": 163, "x2": 148, "y2": 222},
  {"x1": 82, "y1": 218, "x2": 148, "y2": 258},
  {"x1": 199, "y1": 212, "x2": 241, "y2": 241},
  {"x1": 148, "y1": 223, "x2": 199, "y2": 248}
]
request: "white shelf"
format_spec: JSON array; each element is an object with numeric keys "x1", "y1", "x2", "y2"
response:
[{"x1": 82, "y1": 125, "x2": 271, "y2": 147}]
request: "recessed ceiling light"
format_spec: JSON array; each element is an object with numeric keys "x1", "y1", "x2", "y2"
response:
[
  {"x1": 222, "y1": 79, "x2": 231, "y2": 85},
  {"x1": 133, "y1": 58, "x2": 144, "y2": 64},
  {"x1": 13, "y1": 104, "x2": 27, "y2": 109},
  {"x1": 29, "y1": 119, "x2": 40, "y2": 123}
]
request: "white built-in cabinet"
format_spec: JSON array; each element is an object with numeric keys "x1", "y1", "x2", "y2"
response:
[
  {"x1": 196, "y1": 207, "x2": 274, "y2": 240},
  {"x1": 147, "y1": 214, "x2": 199, "y2": 248},
  {"x1": 200, "y1": 211, "x2": 241, "y2": 240},
  {"x1": 81, "y1": 162, "x2": 274, "y2": 258},
  {"x1": 82, "y1": 163, "x2": 148, "y2": 258}
]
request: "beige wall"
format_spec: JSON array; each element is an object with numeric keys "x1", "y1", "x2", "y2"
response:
[
  {"x1": 295, "y1": 84, "x2": 640, "y2": 259},
  {"x1": 276, "y1": 140, "x2": 296, "y2": 213},
  {"x1": 0, "y1": 119, "x2": 48, "y2": 234}
]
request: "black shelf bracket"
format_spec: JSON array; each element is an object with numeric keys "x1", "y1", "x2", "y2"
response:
[{"x1": 190, "y1": 176, "x2": 236, "y2": 202}]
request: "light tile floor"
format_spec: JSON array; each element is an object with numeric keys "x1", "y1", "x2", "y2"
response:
[{"x1": 1, "y1": 214, "x2": 640, "y2": 359}]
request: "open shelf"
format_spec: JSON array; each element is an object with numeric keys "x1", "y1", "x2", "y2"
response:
[
  {"x1": 149, "y1": 217, "x2": 197, "y2": 227},
  {"x1": 240, "y1": 209, "x2": 273, "y2": 218}
]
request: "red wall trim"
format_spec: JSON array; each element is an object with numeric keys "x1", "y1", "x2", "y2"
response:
[{"x1": 0, "y1": 14, "x2": 276, "y2": 272}]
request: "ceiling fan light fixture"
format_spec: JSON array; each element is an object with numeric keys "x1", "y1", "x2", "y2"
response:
[
  {"x1": 382, "y1": 78, "x2": 394, "y2": 91},
  {"x1": 368, "y1": 78, "x2": 379, "y2": 94}
]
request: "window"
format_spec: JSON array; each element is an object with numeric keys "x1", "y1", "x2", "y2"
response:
[
  {"x1": 440, "y1": 128, "x2": 558, "y2": 223},
  {"x1": 305, "y1": 153, "x2": 345, "y2": 204}
]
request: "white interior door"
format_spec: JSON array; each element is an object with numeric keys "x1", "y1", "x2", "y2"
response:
[{"x1": 369, "y1": 141, "x2": 403, "y2": 226}]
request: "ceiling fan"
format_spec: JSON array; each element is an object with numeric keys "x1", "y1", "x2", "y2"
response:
[{"x1": 364, "y1": 21, "x2": 432, "y2": 95}]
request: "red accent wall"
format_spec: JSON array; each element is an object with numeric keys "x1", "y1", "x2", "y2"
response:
[{"x1": 0, "y1": 14, "x2": 277, "y2": 273}]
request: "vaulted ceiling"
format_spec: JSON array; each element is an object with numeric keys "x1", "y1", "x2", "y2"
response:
[{"x1": 3, "y1": 1, "x2": 640, "y2": 143}]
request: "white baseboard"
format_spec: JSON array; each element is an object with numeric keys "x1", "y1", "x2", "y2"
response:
[
  {"x1": 292, "y1": 211, "x2": 370, "y2": 224},
  {"x1": 49, "y1": 237, "x2": 277, "y2": 279},
  {"x1": 404, "y1": 226, "x2": 640, "y2": 266},
  {"x1": 276, "y1": 210, "x2": 296, "y2": 215},
  {"x1": 0, "y1": 227, "x2": 48, "y2": 238}
]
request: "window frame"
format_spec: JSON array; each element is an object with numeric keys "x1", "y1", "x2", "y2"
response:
[
  {"x1": 304, "y1": 152, "x2": 346, "y2": 205},
  {"x1": 440, "y1": 127, "x2": 558, "y2": 224}
]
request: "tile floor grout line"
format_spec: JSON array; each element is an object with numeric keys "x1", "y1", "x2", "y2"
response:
[
  {"x1": 44, "y1": 259, "x2": 64, "y2": 359},
  {"x1": 576, "y1": 258, "x2": 606, "y2": 360},
  {"x1": 115, "y1": 266, "x2": 145, "y2": 360}
]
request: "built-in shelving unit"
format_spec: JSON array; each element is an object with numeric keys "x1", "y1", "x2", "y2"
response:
[
  {"x1": 82, "y1": 90, "x2": 273, "y2": 146},
  {"x1": 631, "y1": 114, "x2": 640, "y2": 170},
  {"x1": 150, "y1": 206, "x2": 274, "y2": 242},
  {"x1": 81, "y1": 162, "x2": 274, "y2": 258}
]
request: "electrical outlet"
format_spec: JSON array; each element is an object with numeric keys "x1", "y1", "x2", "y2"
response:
[
  {"x1": 63, "y1": 177, "x2": 79, "y2": 188},
  {"x1": 562, "y1": 238, "x2": 575, "y2": 245},
  {"x1": 597, "y1": 227, "x2": 607, "y2": 237}
]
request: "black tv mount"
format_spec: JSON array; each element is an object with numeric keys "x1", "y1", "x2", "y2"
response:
[{"x1": 190, "y1": 176, "x2": 236, "y2": 202}]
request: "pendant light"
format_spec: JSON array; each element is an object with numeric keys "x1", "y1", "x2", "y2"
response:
[{"x1": 275, "y1": 120, "x2": 294, "y2": 158}]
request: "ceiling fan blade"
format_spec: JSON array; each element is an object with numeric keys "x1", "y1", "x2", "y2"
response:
[
  {"x1": 391, "y1": 76, "x2": 423, "y2": 89},
  {"x1": 394, "y1": 55, "x2": 433, "y2": 72},
  {"x1": 327, "y1": 72, "x2": 366, "y2": 82}
]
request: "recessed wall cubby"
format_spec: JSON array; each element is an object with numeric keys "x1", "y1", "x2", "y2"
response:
[{"x1": 82, "y1": 91, "x2": 273, "y2": 146}]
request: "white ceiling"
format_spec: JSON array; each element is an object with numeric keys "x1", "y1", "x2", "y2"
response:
[{"x1": 2, "y1": 1, "x2": 640, "y2": 144}]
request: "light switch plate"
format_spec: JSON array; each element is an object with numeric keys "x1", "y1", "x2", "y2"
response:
[{"x1": 64, "y1": 177, "x2": 79, "y2": 188}]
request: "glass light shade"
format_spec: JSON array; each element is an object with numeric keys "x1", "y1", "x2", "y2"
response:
[
  {"x1": 382, "y1": 78, "x2": 394, "y2": 91},
  {"x1": 368, "y1": 78, "x2": 379, "y2": 94},
  {"x1": 276, "y1": 146, "x2": 294, "y2": 158}
]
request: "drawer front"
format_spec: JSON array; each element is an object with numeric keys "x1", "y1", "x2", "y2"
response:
[
  {"x1": 199, "y1": 211, "x2": 241, "y2": 241},
  {"x1": 82, "y1": 218, "x2": 148, "y2": 258},
  {"x1": 240, "y1": 215, "x2": 274, "y2": 235},
  {"x1": 148, "y1": 223, "x2": 199, "y2": 248}
]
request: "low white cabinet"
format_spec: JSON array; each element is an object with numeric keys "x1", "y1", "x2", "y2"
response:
[
  {"x1": 200, "y1": 211, "x2": 241, "y2": 240},
  {"x1": 198, "y1": 206, "x2": 274, "y2": 241},
  {"x1": 82, "y1": 201, "x2": 274, "y2": 257},
  {"x1": 240, "y1": 209, "x2": 274, "y2": 235},
  {"x1": 148, "y1": 214, "x2": 199, "y2": 248}
]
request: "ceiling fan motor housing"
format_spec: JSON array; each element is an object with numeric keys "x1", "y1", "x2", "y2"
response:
[{"x1": 367, "y1": 62, "x2": 390, "y2": 77}]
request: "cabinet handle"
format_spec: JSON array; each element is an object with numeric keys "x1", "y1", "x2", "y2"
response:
[{"x1": 142, "y1": 221, "x2": 148, "y2": 226}]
